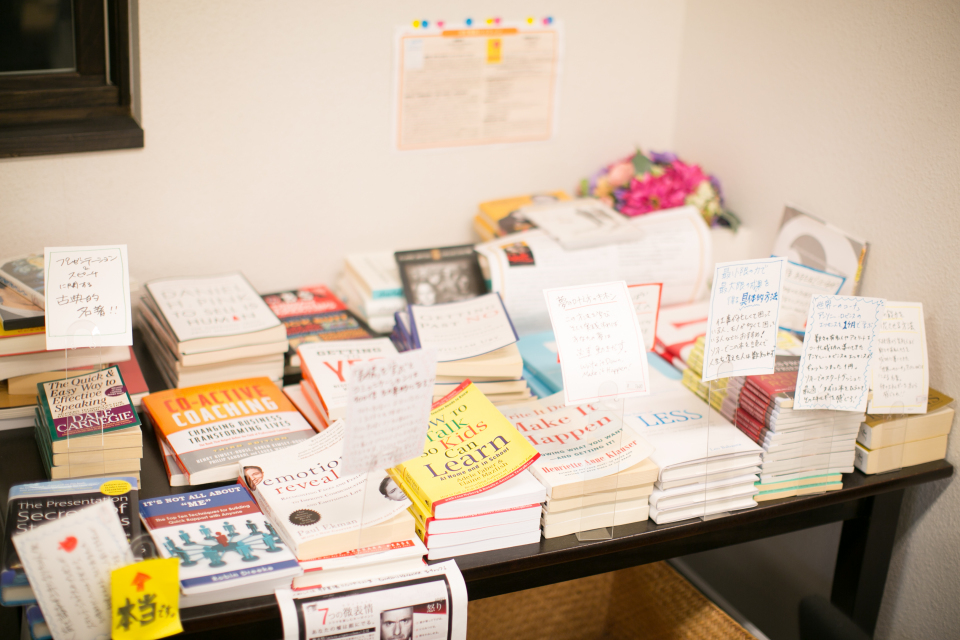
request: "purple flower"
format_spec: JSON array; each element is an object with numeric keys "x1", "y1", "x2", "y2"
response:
[{"x1": 649, "y1": 150, "x2": 678, "y2": 164}]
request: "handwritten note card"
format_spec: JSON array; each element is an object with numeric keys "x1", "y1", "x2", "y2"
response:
[
  {"x1": 778, "y1": 260, "x2": 845, "y2": 333},
  {"x1": 44, "y1": 245, "x2": 132, "y2": 350},
  {"x1": 794, "y1": 295, "x2": 885, "y2": 412},
  {"x1": 868, "y1": 302, "x2": 928, "y2": 414},
  {"x1": 702, "y1": 257, "x2": 785, "y2": 382},
  {"x1": 627, "y1": 283, "x2": 662, "y2": 351},
  {"x1": 13, "y1": 500, "x2": 135, "y2": 640},
  {"x1": 409, "y1": 292, "x2": 518, "y2": 362},
  {"x1": 544, "y1": 281, "x2": 650, "y2": 405},
  {"x1": 111, "y1": 557, "x2": 183, "y2": 640},
  {"x1": 342, "y1": 349, "x2": 437, "y2": 474}
]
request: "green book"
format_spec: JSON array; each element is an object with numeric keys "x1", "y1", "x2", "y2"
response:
[{"x1": 36, "y1": 365, "x2": 141, "y2": 445}]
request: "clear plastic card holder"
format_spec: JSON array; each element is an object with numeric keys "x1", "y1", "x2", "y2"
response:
[
  {"x1": 788, "y1": 406, "x2": 843, "y2": 498},
  {"x1": 574, "y1": 380, "x2": 627, "y2": 542},
  {"x1": 700, "y1": 363, "x2": 734, "y2": 522},
  {"x1": 61, "y1": 320, "x2": 107, "y2": 480},
  {"x1": 344, "y1": 471, "x2": 389, "y2": 562}
]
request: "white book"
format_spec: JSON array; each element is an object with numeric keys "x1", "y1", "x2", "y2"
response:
[
  {"x1": 763, "y1": 424, "x2": 860, "y2": 446},
  {"x1": 432, "y1": 470, "x2": 546, "y2": 519},
  {"x1": 759, "y1": 466, "x2": 853, "y2": 484},
  {"x1": 544, "y1": 484, "x2": 653, "y2": 514},
  {"x1": 344, "y1": 252, "x2": 404, "y2": 299},
  {"x1": 433, "y1": 343, "x2": 524, "y2": 379},
  {"x1": 240, "y1": 421, "x2": 414, "y2": 559},
  {"x1": 282, "y1": 383, "x2": 325, "y2": 432},
  {"x1": 511, "y1": 404, "x2": 656, "y2": 499},
  {"x1": 144, "y1": 273, "x2": 286, "y2": 352},
  {"x1": 760, "y1": 450, "x2": 856, "y2": 474},
  {"x1": 293, "y1": 557, "x2": 427, "y2": 591},
  {"x1": 297, "y1": 338, "x2": 398, "y2": 420},
  {"x1": 298, "y1": 536, "x2": 426, "y2": 573},
  {"x1": 650, "y1": 479, "x2": 759, "y2": 511},
  {"x1": 541, "y1": 505, "x2": 650, "y2": 539},
  {"x1": 408, "y1": 292, "x2": 518, "y2": 362},
  {"x1": 522, "y1": 198, "x2": 634, "y2": 250},
  {"x1": 423, "y1": 503, "x2": 542, "y2": 535},
  {"x1": 623, "y1": 368, "x2": 763, "y2": 482},
  {"x1": 0, "y1": 345, "x2": 130, "y2": 380},
  {"x1": 654, "y1": 465, "x2": 762, "y2": 490},
  {"x1": 336, "y1": 273, "x2": 405, "y2": 319},
  {"x1": 541, "y1": 497, "x2": 649, "y2": 526},
  {"x1": 426, "y1": 529, "x2": 541, "y2": 560},
  {"x1": 424, "y1": 517, "x2": 541, "y2": 549},
  {"x1": 649, "y1": 495, "x2": 757, "y2": 525}
]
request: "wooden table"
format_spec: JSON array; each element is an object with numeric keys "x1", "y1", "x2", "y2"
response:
[{"x1": 0, "y1": 336, "x2": 952, "y2": 639}]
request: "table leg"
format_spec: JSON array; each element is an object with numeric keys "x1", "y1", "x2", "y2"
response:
[{"x1": 830, "y1": 488, "x2": 904, "y2": 637}]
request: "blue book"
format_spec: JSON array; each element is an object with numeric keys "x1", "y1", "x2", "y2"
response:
[
  {"x1": 1, "y1": 476, "x2": 140, "y2": 607},
  {"x1": 25, "y1": 605, "x2": 50, "y2": 640},
  {"x1": 517, "y1": 331, "x2": 563, "y2": 393},
  {"x1": 140, "y1": 484, "x2": 301, "y2": 595},
  {"x1": 523, "y1": 366, "x2": 555, "y2": 399}
]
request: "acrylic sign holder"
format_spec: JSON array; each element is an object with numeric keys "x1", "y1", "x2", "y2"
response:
[
  {"x1": 698, "y1": 363, "x2": 737, "y2": 521},
  {"x1": 60, "y1": 320, "x2": 108, "y2": 480},
  {"x1": 574, "y1": 380, "x2": 629, "y2": 542}
]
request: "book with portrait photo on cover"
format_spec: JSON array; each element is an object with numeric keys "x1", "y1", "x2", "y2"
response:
[{"x1": 394, "y1": 245, "x2": 487, "y2": 306}]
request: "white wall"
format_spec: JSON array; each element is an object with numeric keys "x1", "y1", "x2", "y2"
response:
[
  {"x1": 673, "y1": 1, "x2": 960, "y2": 638},
  {"x1": 0, "y1": 0, "x2": 686, "y2": 294}
]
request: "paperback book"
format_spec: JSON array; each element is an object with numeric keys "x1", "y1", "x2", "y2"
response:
[{"x1": 394, "y1": 245, "x2": 487, "y2": 306}]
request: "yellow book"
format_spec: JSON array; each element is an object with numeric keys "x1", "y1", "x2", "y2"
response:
[
  {"x1": 478, "y1": 191, "x2": 570, "y2": 236},
  {"x1": 390, "y1": 381, "x2": 540, "y2": 515}
]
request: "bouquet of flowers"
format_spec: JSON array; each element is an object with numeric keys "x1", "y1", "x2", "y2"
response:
[{"x1": 579, "y1": 150, "x2": 740, "y2": 230}]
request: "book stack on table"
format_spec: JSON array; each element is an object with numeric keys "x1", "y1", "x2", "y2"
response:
[
  {"x1": 390, "y1": 381, "x2": 543, "y2": 558},
  {"x1": 335, "y1": 252, "x2": 406, "y2": 334},
  {"x1": 262, "y1": 284, "x2": 374, "y2": 375},
  {"x1": 734, "y1": 369, "x2": 863, "y2": 500},
  {"x1": 855, "y1": 389, "x2": 955, "y2": 474},
  {"x1": 33, "y1": 366, "x2": 143, "y2": 483},
  {"x1": 297, "y1": 337, "x2": 399, "y2": 430},
  {"x1": 502, "y1": 399, "x2": 659, "y2": 538},
  {"x1": 137, "y1": 273, "x2": 288, "y2": 388}
]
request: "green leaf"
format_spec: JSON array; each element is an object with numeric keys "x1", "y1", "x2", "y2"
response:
[{"x1": 632, "y1": 151, "x2": 654, "y2": 176}]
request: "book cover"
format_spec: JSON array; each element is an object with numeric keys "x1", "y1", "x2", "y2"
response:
[
  {"x1": 297, "y1": 338, "x2": 398, "y2": 419},
  {"x1": 1, "y1": 476, "x2": 140, "y2": 606},
  {"x1": 37, "y1": 365, "x2": 141, "y2": 442},
  {"x1": 239, "y1": 422, "x2": 412, "y2": 559},
  {"x1": 517, "y1": 331, "x2": 563, "y2": 393},
  {"x1": 142, "y1": 377, "x2": 315, "y2": 484},
  {"x1": 394, "y1": 245, "x2": 488, "y2": 306},
  {"x1": 407, "y1": 292, "x2": 519, "y2": 362},
  {"x1": 0, "y1": 254, "x2": 45, "y2": 310},
  {"x1": 390, "y1": 381, "x2": 540, "y2": 514},
  {"x1": 263, "y1": 285, "x2": 373, "y2": 359},
  {"x1": 144, "y1": 273, "x2": 283, "y2": 344},
  {"x1": 139, "y1": 484, "x2": 302, "y2": 594},
  {"x1": 0, "y1": 280, "x2": 44, "y2": 331}
]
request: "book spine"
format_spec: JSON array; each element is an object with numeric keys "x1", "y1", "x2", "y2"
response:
[{"x1": 0, "y1": 272, "x2": 44, "y2": 310}]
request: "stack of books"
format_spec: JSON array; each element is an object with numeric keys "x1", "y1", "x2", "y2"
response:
[
  {"x1": 241, "y1": 423, "x2": 417, "y2": 563},
  {"x1": 516, "y1": 330, "x2": 563, "y2": 397},
  {"x1": 393, "y1": 294, "x2": 532, "y2": 406},
  {"x1": 335, "y1": 252, "x2": 406, "y2": 333},
  {"x1": 137, "y1": 273, "x2": 288, "y2": 388},
  {"x1": 140, "y1": 485, "x2": 304, "y2": 606},
  {"x1": 390, "y1": 381, "x2": 543, "y2": 557},
  {"x1": 652, "y1": 301, "x2": 709, "y2": 370},
  {"x1": 502, "y1": 399, "x2": 658, "y2": 538},
  {"x1": 262, "y1": 284, "x2": 373, "y2": 375},
  {"x1": 143, "y1": 377, "x2": 315, "y2": 486},
  {"x1": 623, "y1": 366, "x2": 763, "y2": 524},
  {"x1": 734, "y1": 369, "x2": 864, "y2": 500},
  {"x1": 297, "y1": 337, "x2": 399, "y2": 430},
  {"x1": 33, "y1": 366, "x2": 143, "y2": 482},
  {"x1": 855, "y1": 389, "x2": 955, "y2": 474},
  {"x1": 472, "y1": 191, "x2": 571, "y2": 241},
  {"x1": 1, "y1": 476, "x2": 141, "y2": 608}
]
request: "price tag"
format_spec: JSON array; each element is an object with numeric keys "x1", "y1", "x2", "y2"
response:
[
  {"x1": 111, "y1": 557, "x2": 183, "y2": 640},
  {"x1": 44, "y1": 245, "x2": 132, "y2": 350}
]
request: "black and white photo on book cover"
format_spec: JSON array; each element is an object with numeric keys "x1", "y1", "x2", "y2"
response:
[{"x1": 394, "y1": 246, "x2": 487, "y2": 306}]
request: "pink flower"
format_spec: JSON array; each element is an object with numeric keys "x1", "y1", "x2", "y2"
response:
[
  {"x1": 606, "y1": 162, "x2": 634, "y2": 188},
  {"x1": 618, "y1": 161, "x2": 708, "y2": 217}
]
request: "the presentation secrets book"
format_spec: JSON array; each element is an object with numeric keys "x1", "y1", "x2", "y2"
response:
[
  {"x1": 140, "y1": 484, "x2": 302, "y2": 595},
  {"x1": 240, "y1": 421, "x2": 414, "y2": 560},
  {"x1": 1, "y1": 476, "x2": 140, "y2": 606},
  {"x1": 143, "y1": 377, "x2": 315, "y2": 484}
]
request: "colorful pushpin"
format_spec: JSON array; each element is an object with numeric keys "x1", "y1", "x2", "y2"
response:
[
  {"x1": 422, "y1": 20, "x2": 429, "y2": 28},
  {"x1": 413, "y1": 20, "x2": 421, "y2": 28},
  {"x1": 465, "y1": 18, "x2": 473, "y2": 26},
  {"x1": 437, "y1": 20, "x2": 444, "y2": 28},
  {"x1": 527, "y1": 17, "x2": 534, "y2": 24},
  {"x1": 486, "y1": 18, "x2": 493, "y2": 25},
  {"x1": 494, "y1": 17, "x2": 501, "y2": 25},
  {"x1": 544, "y1": 16, "x2": 554, "y2": 25}
]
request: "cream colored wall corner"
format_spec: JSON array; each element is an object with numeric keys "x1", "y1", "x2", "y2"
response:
[{"x1": 672, "y1": 1, "x2": 960, "y2": 637}]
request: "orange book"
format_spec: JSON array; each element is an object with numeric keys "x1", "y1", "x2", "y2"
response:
[{"x1": 142, "y1": 377, "x2": 314, "y2": 485}]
